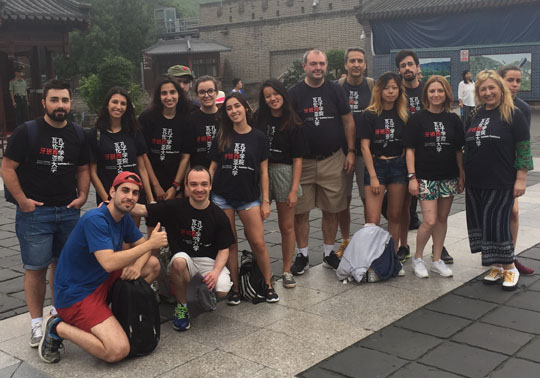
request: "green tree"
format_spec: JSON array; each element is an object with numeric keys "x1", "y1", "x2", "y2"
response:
[
  {"x1": 79, "y1": 56, "x2": 144, "y2": 113},
  {"x1": 281, "y1": 60, "x2": 305, "y2": 89},
  {"x1": 326, "y1": 49, "x2": 345, "y2": 81}
]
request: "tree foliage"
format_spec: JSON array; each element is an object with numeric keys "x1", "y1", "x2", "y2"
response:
[
  {"x1": 54, "y1": 0, "x2": 200, "y2": 79},
  {"x1": 281, "y1": 60, "x2": 305, "y2": 89},
  {"x1": 326, "y1": 49, "x2": 345, "y2": 81},
  {"x1": 79, "y1": 56, "x2": 144, "y2": 113}
]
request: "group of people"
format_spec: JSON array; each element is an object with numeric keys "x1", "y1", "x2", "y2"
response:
[{"x1": 0, "y1": 46, "x2": 533, "y2": 365}]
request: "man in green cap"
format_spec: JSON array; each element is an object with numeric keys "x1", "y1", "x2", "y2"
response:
[{"x1": 167, "y1": 65, "x2": 199, "y2": 107}]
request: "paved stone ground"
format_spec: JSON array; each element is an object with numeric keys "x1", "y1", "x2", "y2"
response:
[
  {"x1": 0, "y1": 114, "x2": 539, "y2": 377},
  {"x1": 300, "y1": 246, "x2": 540, "y2": 378}
]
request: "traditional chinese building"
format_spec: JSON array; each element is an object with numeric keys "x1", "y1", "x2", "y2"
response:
[{"x1": 0, "y1": 0, "x2": 90, "y2": 140}]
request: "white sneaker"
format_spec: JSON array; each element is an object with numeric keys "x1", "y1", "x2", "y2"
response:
[
  {"x1": 502, "y1": 269, "x2": 520, "y2": 291},
  {"x1": 30, "y1": 322, "x2": 43, "y2": 348},
  {"x1": 431, "y1": 259, "x2": 453, "y2": 277},
  {"x1": 412, "y1": 258, "x2": 429, "y2": 278}
]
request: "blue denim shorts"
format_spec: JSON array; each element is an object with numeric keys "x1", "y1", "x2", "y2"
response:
[
  {"x1": 364, "y1": 156, "x2": 407, "y2": 186},
  {"x1": 16, "y1": 206, "x2": 80, "y2": 270},
  {"x1": 211, "y1": 192, "x2": 261, "y2": 211}
]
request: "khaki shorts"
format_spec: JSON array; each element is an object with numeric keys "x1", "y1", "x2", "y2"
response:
[
  {"x1": 345, "y1": 155, "x2": 366, "y2": 200},
  {"x1": 296, "y1": 150, "x2": 347, "y2": 214},
  {"x1": 169, "y1": 252, "x2": 233, "y2": 293}
]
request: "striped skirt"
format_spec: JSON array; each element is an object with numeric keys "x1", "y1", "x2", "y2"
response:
[{"x1": 465, "y1": 186, "x2": 514, "y2": 266}]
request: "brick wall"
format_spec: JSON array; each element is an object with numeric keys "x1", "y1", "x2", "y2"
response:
[{"x1": 199, "y1": 0, "x2": 369, "y2": 95}]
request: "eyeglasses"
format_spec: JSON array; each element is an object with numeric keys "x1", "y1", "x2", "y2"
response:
[{"x1": 197, "y1": 88, "x2": 217, "y2": 97}]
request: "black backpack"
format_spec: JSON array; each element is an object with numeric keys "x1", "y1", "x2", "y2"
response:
[
  {"x1": 4, "y1": 120, "x2": 86, "y2": 204},
  {"x1": 238, "y1": 250, "x2": 267, "y2": 304},
  {"x1": 110, "y1": 278, "x2": 160, "y2": 357}
]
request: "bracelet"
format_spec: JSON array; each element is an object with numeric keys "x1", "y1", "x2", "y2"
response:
[
  {"x1": 348, "y1": 149, "x2": 356, "y2": 154},
  {"x1": 263, "y1": 199, "x2": 270, "y2": 204},
  {"x1": 172, "y1": 181, "x2": 181, "y2": 188},
  {"x1": 407, "y1": 173, "x2": 416, "y2": 180}
]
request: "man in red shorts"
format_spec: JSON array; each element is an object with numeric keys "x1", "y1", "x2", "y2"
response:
[{"x1": 38, "y1": 172, "x2": 167, "y2": 364}]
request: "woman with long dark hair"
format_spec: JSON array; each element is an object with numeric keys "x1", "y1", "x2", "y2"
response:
[
  {"x1": 465, "y1": 70, "x2": 533, "y2": 290},
  {"x1": 209, "y1": 93, "x2": 278, "y2": 304},
  {"x1": 404, "y1": 75, "x2": 464, "y2": 278},
  {"x1": 458, "y1": 70, "x2": 475, "y2": 126},
  {"x1": 89, "y1": 86, "x2": 153, "y2": 226},
  {"x1": 359, "y1": 72, "x2": 408, "y2": 254},
  {"x1": 254, "y1": 79, "x2": 306, "y2": 289},
  {"x1": 139, "y1": 76, "x2": 192, "y2": 204}
]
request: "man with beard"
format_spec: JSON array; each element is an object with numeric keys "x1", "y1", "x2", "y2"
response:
[
  {"x1": 288, "y1": 49, "x2": 355, "y2": 273},
  {"x1": 1, "y1": 80, "x2": 90, "y2": 349},
  {"x1": 38, "y1": 172, "x2": 165, "y2": 364},
  {"x1": 394, "y1": 50, "x2": 453, "y2": 264},
  {"x1": 336, "y1": 48, "x2": 374, "y2": 257},
  {"x1": 168, "y1": 64, "x2": 199, "y2": 107}
]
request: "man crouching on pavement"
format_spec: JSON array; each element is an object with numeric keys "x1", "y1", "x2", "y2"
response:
[
  {"x1": 39, "y1": 171, "x2": 167, "y2": 364},
  {"x1": 131, "y1": 165, "x2": 235, "y2": 331}
]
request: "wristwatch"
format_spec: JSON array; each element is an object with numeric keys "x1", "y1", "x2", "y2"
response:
[{"x1": 407, "y1": 173, "x2": 416, "y2": 180}]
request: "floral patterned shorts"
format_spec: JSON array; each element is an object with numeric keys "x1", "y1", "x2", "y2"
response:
[{"x1": 417, "y1": 178, "x2": 459, "y2": 201}]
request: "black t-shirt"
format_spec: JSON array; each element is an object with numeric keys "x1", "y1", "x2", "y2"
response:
[
  {"x1": 403, "y1": 110, "x2": 464, "y2": 180},
  {"x1": 5, "y1": 119, "x2": 89, "y2": 206},
  {"x1": 514, "y1": 97, "x2": 531, "y2": 129},
  {"x1": 342, "y1": 78, "x2": 372, "y2": 155},
  {"x1": 146, "y1": 198, "x2": 235, "y2": 259},
  {"x1": 288, "y1": 80, "x2": 351, "y2": 156},
  {"x1": 138, "y1": 109, "x2": 190, "y2": 189},
  {"x1": 358, "y1": 109, "x2": 405, "y2": 158},
  {"x1": 405, "y1": 82, "x2": 424, "y2": 114},
  {"x1": 209, "y1": 128, "x2": 269, "y2": 202},
  {"x1": 464, "y1": 106, "x2": 529, "y2": 189},
  {"x1": 255, "y1": 116, "x2": 307, "y2": 165},
  {"x1": 88, "y1": 128, "x2": 147, "y2": 193},
  {"x1": 187, "y1": 109, "x2": 219, "y2": 168}
]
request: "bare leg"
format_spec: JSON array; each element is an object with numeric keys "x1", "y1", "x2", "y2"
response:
[
  {"x1": 387, "y1": 184, "x2": 407, "y2": 251},
  {"x1": 56, "y1": 316, "x2": 130, "y2": 363},
  {"x1": 48, "y1": 261, "x2": 57, "y2": 310},
  {"x1": 431, "y1": 197, "x2": 453, "y2": 261},
  {"x1": 322, "y1": 210, "x2": 339, "y2": 246},
  {"x1": 140, "y1": 255, "x2": 160, "y2": 283},
  {"x1": 276, "y1": 202, "x2": 296, "y2": 273},
  {"x1": 399, "y1": 192, "x2": 411, "y2": 248},
  {"x1": 222, "y1": 209, "x2": 239, "y2": 291},
  {"x1": 364, "y1": 185, "x2": 384, "y2": 226},
  {"x1": 170, "y1": 258, "x2": 191, "y2": 304},
  {"x1": 294, "y1": 211, "x2": 310, "y2": 249},
  {"x1": 338, "y1": 196, "x2": 352, "y2": 240},
  {"x1": 25, "y1": 268, "x2": 47, "y2": 319},
  {"x1": 415, "y1": 200, "x2": 437, "y2": 259},
  {"x1": 239, "y1": 206, "x2": 273, "y2": 286}
]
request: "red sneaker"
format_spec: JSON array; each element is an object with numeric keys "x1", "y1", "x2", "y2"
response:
[{"x1": 515, "y1": 259, "x2": 535, "y2": 275}]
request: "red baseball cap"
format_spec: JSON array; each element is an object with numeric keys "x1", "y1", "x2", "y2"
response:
[{"x1": 112, "y1": 171, "x2": 142, "y2": 189}]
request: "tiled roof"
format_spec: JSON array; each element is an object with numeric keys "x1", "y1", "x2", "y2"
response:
[
  {"x1": 0, "y1": 0, "x2": 90, "y2": 23},
  {"x1": 358, "y1": 0, "x2": 540, "y2": 20},
  {"x1": 143, "y1": 38, "x2": 232, "y2": 55}
]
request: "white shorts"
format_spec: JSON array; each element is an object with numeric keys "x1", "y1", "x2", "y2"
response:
[{"x1": 169, "y1": 252, "x2": 233, "y2": 293}]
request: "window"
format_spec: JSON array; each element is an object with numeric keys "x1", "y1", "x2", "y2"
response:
[
  {"x1": 301, "y1": 6, "x2": 304, "y2": 13},
  {"x1": 328, "y1": 2, "x2": 333, "y2": 9},
  {"x1": 192, "y1": 58, "x2": 218, "y2": 77},
  {"x1": 276, "y1": 10, "x2": 280, "y2": 16}
]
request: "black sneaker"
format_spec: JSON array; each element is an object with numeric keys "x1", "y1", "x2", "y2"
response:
[
  {"x1": 441, "y1": 247, "x2": 454, "y2": 264},
  {"x1": 265, "y1": 285, "x2": 280, "y2": 303},
  {"x1": 291, "y1": 253, "x2": 309, "y2": 276},
  {"x1": 227, "y1": 290, "x2": 241, "y2": 306},
  {"x1": 322, "y1": 251, "x2": 340, "y2": 270},
  {"x1": 396, "y1": 246, "x2": 411, "y2": 263},
  {"x1": 38, "y1": 316, "x2": 64, "y2": 364}
]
